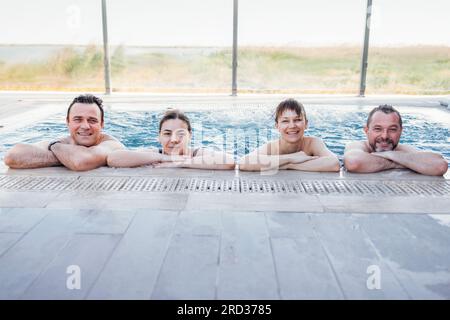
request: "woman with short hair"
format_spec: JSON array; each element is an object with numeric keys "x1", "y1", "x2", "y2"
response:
[{"x1": 239, "y1": 99, "x2": 340, "y2": 172}]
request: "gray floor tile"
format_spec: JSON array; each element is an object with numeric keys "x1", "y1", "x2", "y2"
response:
[
  {"x1": 264, "y1": 212, "x2": 344, "y2": 299},
  {"x1": 318, "y1": 196, "x2": 450, "y2": 214},
  {"x1": 271, "y1": 237, "x2": 344, "y2": 299},
  {"x1": 0, "y1": 191, "x2": 57, "y2": 208},
  {"x1": 46, "y1": 192, "x2": 188, "y2": 210},
  {"x1": 76, "y1": 209, "x2": 136, "y2": 234},
  {"x1": 21, "y1": 234, "x2": 121, "y2": 299},
  {"x1": 175, "y1": 210, "x2": 222, "y2": 236},
  {"x1": 266, "y1": 212, "x2": 315, "y2": 238},
  {"x1": 0, "y1": 209, "x2": 91, "y2": 299},
  {"x1": 151, "y1": 234, "x2": 220, "y2": 299},
  {"x1": 311, "y1": 214, "x2": 409, "y2": 299},
  {"x1": 218, "y1": 212, "x2": 279, "y2": 299},
  {"x1": 0, "y1": 233, "x2": 23, "y2": 257},
  {"x1": 186, "y1": 193, "x2": 323, "y2": 212},
  {"x1": 356, "y1": 214, "x2": 450, "y2": 299},
  {"x1": 87, "y1": 210, "x2": 178, "y2": 299},
  {"x1": 0, "y1": 208, "x2": 48, "y2": 233}
]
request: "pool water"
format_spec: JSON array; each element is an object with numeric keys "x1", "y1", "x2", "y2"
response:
[{"x1": 1, "y1": 105, "x2": 449, "y2": 165}]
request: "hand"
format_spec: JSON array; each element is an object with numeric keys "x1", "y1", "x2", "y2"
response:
[
  {"x1": 161, "y1": 154, "x2": 191, "y2": 162},
  {"x1": 371, "y1": 151, "x2": 394, "y2": 159},
  {"x1": 288, "y1": 151, "x2": 319, "y2": 164},
  {"x1": 153, "y1": 161, "x2": 185, "y2": 168},
  {"x1": 372, "y1": 151, "x2": 405, "y2": 169},
  {"x1": 392, "y1": 162, "x2": 406, "y2": 169}
]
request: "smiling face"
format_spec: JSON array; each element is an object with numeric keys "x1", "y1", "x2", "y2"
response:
[
  {"x1": 66, "y1": 103, "x2": 104, "y2": 146},
  {"x1": 158, "y1": 118, "x2": 191, "y2": 155},
  {"x1": 365, "y1": 111, "x2": 402, "y2": 152},
  {"x1": 275, "y1": 109, "x2": 308, "y2": 143}
]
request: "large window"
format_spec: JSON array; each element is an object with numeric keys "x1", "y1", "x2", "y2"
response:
[
  {"x1": 366, "y1": 0, "x2": 450, "y2": 94},
  {"x1": 0, "y1": 0, "x2": 448, "y2": 94},
  {"x1": 107, "y1": 0, "x2": 232, "y2": 93},
  {"x1": 0, "y1": 0, "x2": 104, "y2": 91},
  {"x1": 238, "y1": 0, "x2": 365, "y2": 94}
]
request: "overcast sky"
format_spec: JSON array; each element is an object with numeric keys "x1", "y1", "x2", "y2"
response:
[{"x1": 0, "y1": 0, "x2": 449, "y2": 46}]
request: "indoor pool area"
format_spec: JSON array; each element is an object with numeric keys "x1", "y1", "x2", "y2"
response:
[{"x1": 0, "y1": 93, "x2": 449, "y2": 300}]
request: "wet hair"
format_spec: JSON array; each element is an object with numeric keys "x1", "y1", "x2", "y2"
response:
[
  {"x1": 67, "y1": 94, "x2": 104, "y2": 122},
  {"x1": 366, "y1": 104, "x2": 402, "y2": 128},
  {"x1": 274, "y1": 99, "x2": 307, "y2": 123},
  {"x1": 159, "y1": 109, "x2": 192, "y2": 133}
]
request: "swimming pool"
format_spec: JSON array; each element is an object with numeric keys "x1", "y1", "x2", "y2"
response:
[{"x1": 1, "y1": 104, "x2": 449, "y2": 165}]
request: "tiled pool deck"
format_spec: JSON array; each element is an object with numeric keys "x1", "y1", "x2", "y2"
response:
[{"x1": 0, "y1": 93, "x2": 449, "y2": 300}]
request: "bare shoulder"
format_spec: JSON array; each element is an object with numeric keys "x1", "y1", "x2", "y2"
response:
[
  {"x1": 263, "y1": 140, "x2": 280, "y2": 155},
  {"x1": 101, "y1": 134, "x2": 122, "y2": 143},
  {"x1": 304, "y1": 136, "x2": 335, "y2": 157},
  {"x1": 395, "y1": 144, "x2": 418, "y2": 153},
  {"x1": 304, "y1": 136, "x2": 324, "y2": 147},
  {"x1": 345, "y1": 141, "x2": 368, "y2": 152},
  {"x1": 96, "y1": 134, "x2": 125, "y2": 150}
]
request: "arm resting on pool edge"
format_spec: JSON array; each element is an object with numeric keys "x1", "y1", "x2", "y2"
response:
[
  {"x1": 280, "y1": 155, "x2": 340, "y2": 172},
  {"x1": 107, "y1": 149, "x2": 191, "y2": 168},
  {"x1": 343, "y1": 142, "x2": 404, "y2": 173},
  {"x1": 154, "y1": 150, "x2": 236, "y2": 170},
  {"x1": 107, "y1": 149, "x2": 164, "y2": 168},
  {"x1": 51, "y1": 140, "x2": 124, "y2": 171},
  {"x1": 371, "y1": 149, "x2": 448, "y2": 176},
  {"x1": 280, "y1": 137, "x2": 340, "y2": 172},
  {"x1": 4, "y1": 142, "x2": 61, "y2": 169},
  {"x1": 239, "y1": 150, "x2": 318, "y2": 172},
  {"x1": 182, "y1": 150, "x2": 235, "y2": 170}
]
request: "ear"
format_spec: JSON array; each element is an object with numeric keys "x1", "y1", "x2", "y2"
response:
[
  {"x1": 305, "y1": 119, "x2": 309, "y2": 129},
  {"x1": 275, "y1": 121, "x2": 279, "y2": 130},
  {"x1": 364, "y1": 125, "x2": 369, "y2": 136},
  {"x1": 101, "y1": 120, "x2": 104, "y2": 129}
]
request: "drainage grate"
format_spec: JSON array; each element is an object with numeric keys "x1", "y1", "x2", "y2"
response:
[{"x1": 0, "y1": 175, "x2": 449, "y2": 196}]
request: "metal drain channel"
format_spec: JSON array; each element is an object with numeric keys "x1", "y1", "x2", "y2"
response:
[{"x1": 0, "y1": 175, "x2": 449, "y2": 196}]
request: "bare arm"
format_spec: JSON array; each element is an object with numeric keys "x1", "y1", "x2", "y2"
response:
[
  {"x1": 107, "y1": 149, "x2": 164, "y2": 168},
  {"x1": 372, "y1": 147, "x2": 448, "y2": 176},
  {"x1": 51, "y1": 139, "x2": 124, "y2": 171},
  {"x1": 155, "y1": 149, "x2": 236, "y2": 170},
  {"x1": 4, "y1": 141, "x2": 61, "y2": 169},
  {"x1": 344, "y1": 141, "x2": 402, "y2": 173},
  {"x1": 178, "y1": 149, "x2": 235, "y2": 170},
  {"x1": 107, "y1": 149, "x2": 191, "y2": 168},
  {"x1": 238, "y1": 143, "x2": 317, "y2": 172},
  {"x1": 280, "y1": 156, "x2": 340, "y2": 172},
  {"x1": 281, "y1": 137, "x2": 340, "y2": 172}
]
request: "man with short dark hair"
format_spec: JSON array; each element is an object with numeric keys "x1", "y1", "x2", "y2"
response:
[
  {"x1": 344, "y1": 105, "x2": 448, "y2": 176},
  {"x1": 4, "y1": 94, "x2": 124, "y2": 171}
]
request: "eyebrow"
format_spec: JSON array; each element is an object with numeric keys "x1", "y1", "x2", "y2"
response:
[
  {"x1": 372, "y1": 124, "x2": 399, "y2": 128},
  {"x1": 281, "y1": 116, "x2": 302, "y2": 119},
  {"x1": 72, "y1": 116, "x2": 99, "y2": 120}
]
